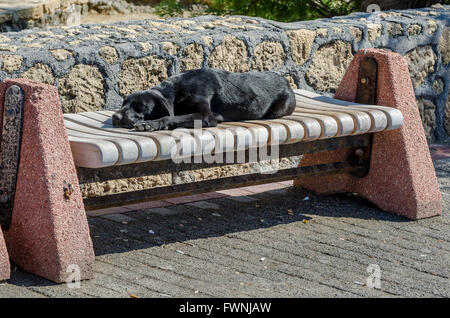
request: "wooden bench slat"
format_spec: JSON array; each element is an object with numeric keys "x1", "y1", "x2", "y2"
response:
[
  {"x1": 295, "y1": 95, "x2": 380, "y2": 133},
  {"x1": 95, "y1": 111, "x2": 202, "y2": 160},
  {"x1": 67, "y1": 113, "x2": 240, "y2": 161},
  {"x1": 283, "y1": 115, "x2": 324, "y2": 140},
  {"x1": 199, "y1": 127, "x2": 236, "y2": 153},
  {"x1": 293, "y1": 106, "x2": 355, "y2": 135},
  {"x1": 262, "y1": 119, "x2": 305, "y2": 143},
  {"x1": 64, "y1": 125, "x2": 140, "y2": 165},
  {"x1": 65, "y1": 113, "x2": 163, "y2": 162},
  {"x1": 68, "y1": 136, "x2": 120, "y2": 168},
  {"x1": 65, "y1": 113, "x2": 176, "y2": 161},
  {"x1": 294, "y1": 89, "x2": 403, "y2": 130},
  {"x1": 246, "y1": 120, "x2": 289, "y2": 145},
  {"x1": 64, "y1": 119, "x2": 158, "y2": 163},
  {"x1": 219, "y1": 122, "x2": 270, "y2": 148},
  {"x1": 67, "y1": 112, "x2": 241, "y2": 161},
  {"x1": 77, "y1": 111, "x2": 114, "y2": 124},
  {"x1": 65, "y1": 112, "x2": 196, "y2": 161},
  {"x1": 290, "y1": 111, "x2": 339, "y2": 138}
]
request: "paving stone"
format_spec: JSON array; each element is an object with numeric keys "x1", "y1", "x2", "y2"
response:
[
  {"x1": 187, "y1": 201, "x2": 220, "y2": 210},
  {"x1": 164, "y1": 194, "x2": 211, "y2": 204},
  {"x1": 226, "y1": 195, "x2": 259, "y2": 203},
  {"x1": 87, "y1": 206, "x2": 131, "y2": 217},
  {"x1": 123, "y1": 200, "x2": 171, "y2": 211},
  {"x1": 256, "y1": 188, "x2": 289, "y2": 197},
  {"x1": 240, "y1": 183, "x2": 287, "y2": 194},
  {"x1": 217, "y1": 188, "x2": 253, "y2": 197},
  {"x1": 202, "y1": 192, "x2": 229, "y2": 199},
  {"x1": 100, "y1": 213, "x2": 136, "y2": 223},
  {"x1": 146, "y1": 207, "x2": 182, "y2": 216}
]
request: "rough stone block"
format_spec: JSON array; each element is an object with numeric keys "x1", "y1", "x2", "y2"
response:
[
  {"x1": 0, "y1": 78, "x2": 95, "y2": 283},
  {"x1": 294, "y1": 48, "x2": 442, "y2": 220}
]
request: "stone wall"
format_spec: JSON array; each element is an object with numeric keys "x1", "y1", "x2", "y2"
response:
[
  {"x1": 0, "y1": 0, "x2": 90, "y2": 31},
  {"x1": 0, "y1": 5, "x2": 449, "y2": 198},
  {"x1": 0, "y1": 1, "x2": 159, "y2": 32}
]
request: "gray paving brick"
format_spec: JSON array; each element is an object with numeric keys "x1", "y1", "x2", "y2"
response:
[
  {"x1": 101, "y1": 213, "x2": 136, "y2": 223},
  {"x1": 187, "y1": 201, "x2": 220, "y2": 210},
  {"x1": 146, "y1": 207, "x2": 182, "y2": 216},
  {"x1": 226, "y1": 195, "x2": 259, "y2": 203}
]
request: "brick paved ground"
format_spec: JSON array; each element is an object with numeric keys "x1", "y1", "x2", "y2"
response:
[{"x1": 0, "y1": 145, "x2": 449, "y2": 298}]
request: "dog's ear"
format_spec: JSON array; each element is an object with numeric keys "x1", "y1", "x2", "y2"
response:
[{"x1": 147, "y1": 90, "x2": 174, "y2": 117}]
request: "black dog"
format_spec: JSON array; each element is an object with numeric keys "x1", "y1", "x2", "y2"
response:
[{"x1": 112, "y1": 68, "x2": 296, "y2": 131}]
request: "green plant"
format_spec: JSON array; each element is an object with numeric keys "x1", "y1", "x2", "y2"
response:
[
  {"x1": 153, "y1": 0, "x2": 447, "y2": 21},
  {"x1": 207, "y1": 0, "x2": 363, "y2": 22},
  {"x1": 153, "y1": 0, "x2": 209, "y2": 17},
  {"x1": 154, "y1": 0, "x2": 184, "y2": 17}
]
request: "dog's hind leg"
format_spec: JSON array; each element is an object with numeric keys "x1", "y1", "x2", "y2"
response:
[{"x1": 263, "y1": 90, "x2": 296, "y2": 119}]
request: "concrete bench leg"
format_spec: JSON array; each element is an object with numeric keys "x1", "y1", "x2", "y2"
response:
[
  {"x1": 0, "y1": 229, "x2": 9, "y2": 281},
  {"x1": 0, "y1": 79, "x2": 95, "y2": 283},
  {"x1": 294, "y1": 48, "x2": 442, "y2": 219}
]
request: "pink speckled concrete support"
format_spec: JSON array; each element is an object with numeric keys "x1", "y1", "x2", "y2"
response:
[
  {"x1": 0, "y1": 229, "x2": 9, "y2": 281},
  {"x1": 0, "y1": 79, "x2": 95, "y2": 283},
  {"x1": 294, "y1": 49, "x2": 442, "y2": 219}
]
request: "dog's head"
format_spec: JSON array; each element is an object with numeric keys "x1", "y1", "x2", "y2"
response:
[{"x1": 112, "y1": 90, "x2": 173, "y2": 128}]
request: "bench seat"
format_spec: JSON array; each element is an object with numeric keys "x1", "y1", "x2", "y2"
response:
[{"x1": 63, "y1": 89, "x2": 403, "y2": 168}]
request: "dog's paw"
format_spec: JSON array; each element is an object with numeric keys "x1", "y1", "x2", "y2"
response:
[{"x1": 134, "y1": 121, "x2": 160, "y2": 132}]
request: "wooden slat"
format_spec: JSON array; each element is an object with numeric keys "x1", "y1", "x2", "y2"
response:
[
  {"x1": 264, "y1": 118, "x2": 305, "y2": 144},
  {"x1": 80, "y1": 112, "x2": 244, "y2": 159},
  {"x1": 173, "y1": 127, "x2": 216, "y2": 157},
  {"x1": 66, "y1": 113, "x2": 237, "y2": 162},
  {"x1": 295, "y1": 97, "x2": 373, "y2": 133},
  {"x1": 68, "y1": 136, "x2": 119, "y2": 168},
  {"x1": 246, "y1": 119, "x2": 288, "y2": 145},
  {"x1": 219, "y1": 121, "x2": 269, "y2": 148},
  {"x1": 65, "y1": 113, "x2": 190, "y2": 161},
  {"x1": 65, "y1": 119, "x2": 158, "y2": 163},
  {"x1": 201, "y1": 127, "x2": 236, "y2": 153},
  {"x1": 295, "y1": 95, "x2": 381, "y2": 133},
  {"x1": 290, "y1": 111, "x2": 339, "y2": 138},
  {"x1": 294, "y1": 89, "x2": 403, "y2": 130},
  {"x1": 66, "y1": 127, "x2": 139, "y2": 165},
  {"x1": 78, "y1": 111, "x2": 114, "y2": 124},
  {"x1": 293, "y1": 106, "x2": 355, "y2": 135},
  {"x1": 282, "y1": 115, "x2": 323, "y2": 141}
]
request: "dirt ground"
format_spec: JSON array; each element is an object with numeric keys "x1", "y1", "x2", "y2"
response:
[{"x1": 81, "y1": 12, "x2": 161, "y2": 24}]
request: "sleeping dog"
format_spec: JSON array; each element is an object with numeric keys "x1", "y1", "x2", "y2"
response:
[{"x1": 112, "y1": 68, "x2": 296, "y2": 131}]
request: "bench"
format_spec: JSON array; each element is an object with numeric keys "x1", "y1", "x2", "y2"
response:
[{"x1": 0, "y1": 48, "x2": 442, "y2": 283}]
